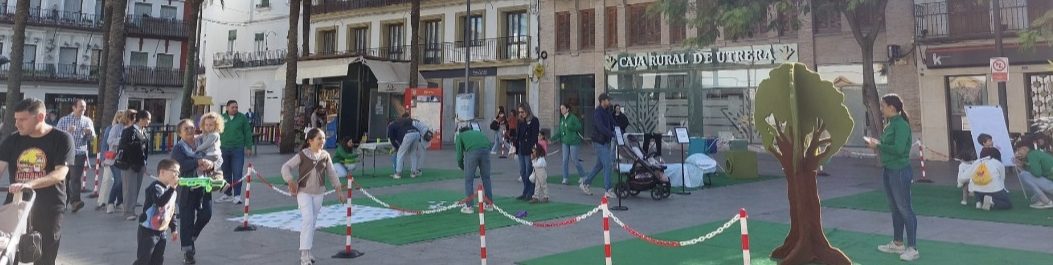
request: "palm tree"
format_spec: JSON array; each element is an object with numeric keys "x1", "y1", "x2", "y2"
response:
[
  {"x1": 180, "y1": 0, "x2": 222, "y2": 118},
  {"x1": 0, "y1": 0, "x2": 32, "y2": 137},
  {"x1": 409, "y1": 0, "x2": 421, "y2": 88},
  {"x1": 280, "y1": 0, "x2": 302, "y2": 153},
  {"x1": 100, "y1": 0, "x2": 128, "y2": 132},
  {"x1": 95, "y1": 1, "x2": 112, "y2": 124}
]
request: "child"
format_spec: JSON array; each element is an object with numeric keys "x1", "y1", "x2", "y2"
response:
[
  {"x1": 529, "y1": 143, "x2": 549, "y2": 204},
  {"x1": 538, "y1": 131, "x2": 550, "y2": 156},
  {"x1": 332, "y1": 136, "x2": 360, "y2": 177},
  {"x1": 195, "y1": 112, "x2": 224, "y2": 168},
  {"x1": 958, "y1": 147, "x2": 1012, "y2": 210},
  {"x1": 282, "y1": 128, "x2": 347, "y2": 265},
  {"x1": 134, "y1": 159, "x2": 181, "y2": 265}
]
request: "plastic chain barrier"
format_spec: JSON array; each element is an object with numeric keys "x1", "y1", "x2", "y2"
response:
[
  {"x1": 489, "y1": 202, "x2": 603, "y2": 228},
  {"x1": 605, "y1": 208, "x2": 741, "y2": 248},
  {"x1": 249, "y1": 167, "x2": 337, "y2": 197},
  {"x1": 351, "y1": 179, "x2": 475, "y2": 215}
]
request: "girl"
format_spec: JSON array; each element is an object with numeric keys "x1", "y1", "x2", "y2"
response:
[
  {"x1": 865, "y1": 94, "x2": 920, "y2": 261},
  {"x1": 195, "y1": 112, "x2": 224, "y2": 168},
  {"x1": 332, "y1": 136, "x2": 359, "y2": 177},
  {"x1": 281, "y1": 128, "x2": 347, "y2": 265},
  {"x1": 529, "y1": 143, "x2": 549, "y2": 204},
  {"x1": 490, "y1": 107, "x2": 509, "y2": 157}
]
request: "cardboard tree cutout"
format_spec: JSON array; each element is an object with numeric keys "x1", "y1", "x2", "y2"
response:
[{"x1": 755, "y1": 63, "x2": 854, "y2": 265}]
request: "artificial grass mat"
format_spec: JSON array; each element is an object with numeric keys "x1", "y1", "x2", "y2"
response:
[
  {"x1": 260, "y1": 167, "x2": 464, "y2": 189},
  {"x1": 824, "y1": 184, "x2": 1053, "y2": 227},
  {"x1": 518, "y1": 220, "x2": 1052, "y2": 265},
  {"x1": 546, "y1": 172, "x2": 782, "y2": 190}
]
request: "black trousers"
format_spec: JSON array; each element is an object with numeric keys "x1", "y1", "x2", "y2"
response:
[
  {"x1": 178, "y1": 187, "x2": 212, "y2": 252},
  {"x1": 134, "y1": 226, "x2": 167, "y2": 265},
  {"x1": 20, "y1": 205, "x2": 63, "y2": 265},
  {"x1": 643, "y1": 133, "x2": 663, "y2": 156},
  {"x1": 66, "y1": 154, "x2": 87, "y2": 204}
]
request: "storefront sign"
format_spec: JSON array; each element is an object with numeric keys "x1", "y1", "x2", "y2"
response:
[
  {"x1": 421, "y1": 67, "x2": 497, "y2": 79},
  {"x1": 605, "y1": 43, "x2": 798, "y2": 71},
  {"x1": 924, "y1": 43, "x2": 1053, "y2": 69}
]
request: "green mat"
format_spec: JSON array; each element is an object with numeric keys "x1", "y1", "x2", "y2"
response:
[
  {"x1": 519, "y1": 220, "x2": 1052, "y2": 265},
  {"x1": 546, "y1": 173, "x2": 782, "y2": 190},
  {"x1": 825, "y1": 185, "x2": 1053, "y2": 227},
  {"x1": 260, "y1": 167, "x2": 465, "y2": 189}
]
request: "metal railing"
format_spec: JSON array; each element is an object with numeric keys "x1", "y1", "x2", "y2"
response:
[
  {"x1": 125, "y1": 66, "x2": 183, "y2": 87},
  {"x1": 302, "y1": 36, "x2": 532, "y2": 64},
  {"x1": 214, "y1": 49, "x2": 288, "y2": 68},
  {"x1": 914, "y1": 1, "x2": 1040, "y2": 40},
  {"x1": 0, "y1": 5, "x2": 104, "y2": 30},
  {"x1": 0, "y1": 63, "x2": 100, "y2": 83},
  {"x1": 311, "y1": 0, "x2": 414, "y2": 14},
  {"x1": 126, "y1": 15, "x2": 189, "y2": 39}
]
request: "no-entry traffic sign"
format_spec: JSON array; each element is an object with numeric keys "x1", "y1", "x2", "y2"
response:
[{"x1": 991, "y1": 57, "x2": 1008, "y2": 82}]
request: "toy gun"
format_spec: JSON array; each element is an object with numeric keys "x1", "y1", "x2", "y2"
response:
[{"x1": 178, "y1": 177, "x2": 227, "y2": 193}]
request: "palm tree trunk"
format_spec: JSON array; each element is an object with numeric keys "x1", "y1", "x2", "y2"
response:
[
  {"x1": 95, "y1": 1, "x2": 112, "y2": 123},
  {"x1": 409, "y1": 0, "x2": 420, "y2": 88},
  {"x1": 180, "y1": 1, "x2": 202, "y2": 118},
  {"x1": 0, "y1": 0, "x2": 32, "y2": 137},
  {"x1": 102, "y1": 0, "x2": 128, "y2": 127},
  {"x1": 279, "y1": 0, "x2": 302, "y2": 153}
]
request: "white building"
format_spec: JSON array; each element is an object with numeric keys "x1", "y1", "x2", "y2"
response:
[{"x1": 0, "y1": 0, "x2": 189, "y2": 125}]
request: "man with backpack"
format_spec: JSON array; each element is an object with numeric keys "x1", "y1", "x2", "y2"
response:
[{"x1": 412, "y1": 118, "x2": 433, "y2": 176}]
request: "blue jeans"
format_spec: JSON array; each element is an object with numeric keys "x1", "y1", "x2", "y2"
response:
[
  {"x1": 561, "y1": 143, "x2": 585, "y2": 181},
  {"x1": 518, "y1": 154, "x2": 535, "y2": 198},
  {"x1": 134, "y1": 226, "x2": 167, "y2": 265},
  {"x1": 463, "y1": 149, "x2": 493, "y2": 200},
  {"x1": 107, "y1": 165, "x2": 123, "y2": 205},
  {"x1": 222, "y1": 147, "x2": 247, "y2": 197},
  {"x1": 395, "y1": 132, "x2": 421, "y2": 175},
  {"x1": 882, "y1": 166, "x2": 918, "y2": 248},
  {"x1": 178, "y1": 186, "x2": 212, "y2": 251},
  {"x1": 491, "y1": 129, "x2": 507, "y2": 153},
  {"x1": 584, "y1": 142, "x2": 613, "y2": 191}
]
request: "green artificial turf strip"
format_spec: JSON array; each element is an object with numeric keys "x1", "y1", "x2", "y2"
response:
[
  {"x1": 519, "y1": 220, "x2": 1053, "y2": 265},
  {"x1": 259, "y1": 167, "x2": 465, "y2": 190},
  {"x1": 317, "y1": 189, "x2": 596, "y2": 245},
  {"x1": 546, "y1": 173, "x2": 782, "y2": 190},
  {"x1": 824, "y1": 184, "x2": 1053, "y2": 227}
]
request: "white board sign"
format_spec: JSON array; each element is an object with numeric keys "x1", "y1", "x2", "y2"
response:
[
  {"x1": 456, "y1": 93, "x2": 476, "y2": 121},
  {"x1": 614, "y1": 126, "x2": 624, "y2": 146},
  {"x1": 965, "y1": 106, "x2": 1015, "y2": 166},
  {"x1": 674, "y1": 127, "x2": 690, "y2": 144}
]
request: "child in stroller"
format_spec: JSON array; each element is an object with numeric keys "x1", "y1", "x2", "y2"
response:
[{"x1": 613, "y1": 135, "x2": 672, "y2": 200}]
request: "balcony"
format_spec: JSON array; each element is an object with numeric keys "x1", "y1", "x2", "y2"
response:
[
  {"x1": 126, "y1": 15, "x2": 189, "y2": 40},
  {"x1": 125, "y1": 66, "x2": 183, "y2": 87},
  {"x1": 0, "y1": 5, "x2": 104, "y2": 31},
  {"x1": 311, "y1": 0, "x2": 414, "y2": 15},
  {"x1": 0, "y1": 63, "x2": 100, "y2": 83},
  {"x1": 214, "y1": 49, "x2": 289, "y2": 69},
  {"x1": 914, "y1": 1, "x2": 1052, "y2": 42},
  {"x1": 304, "y1": 36, "x2": 532, "y2": 64}
]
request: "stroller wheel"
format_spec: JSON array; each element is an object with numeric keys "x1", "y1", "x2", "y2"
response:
[
  {"x1": 615, "y1": 183, "x2": 631, "y2": 199},
  {"x1": 628, "y1": 189, "x2": 640, "y2": 196},
  {"x1": 652, "y1": 183, "x2": 671, "y2": 200}
]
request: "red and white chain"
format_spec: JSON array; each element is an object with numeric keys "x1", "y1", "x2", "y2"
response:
[
  {"x1": 354, "y1": 185, "x2": 468, "y2": 215},
  {"x1": 248, "y1": 168, "x2": 336, "y2": 197},
  {"x1": 489, "y1": 203, "x2": 603, "y2": 228},
  {"x1": 606, "y1": 209, "x2": 740, "y2": 247}
]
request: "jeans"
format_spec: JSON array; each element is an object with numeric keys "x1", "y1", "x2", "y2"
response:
[
  {"x1": 518, "y1": 154, "x2": 535, "y2": 198},
  {"x1": 134, "y1": 226, "x2": 167, "y2": 265},
  {"x1": 584, "y1": 142, "x2": 614, "y2": 191},
  {"x1": 296, "y1": 192, "x2": 324, "y2": 250},
  {"x1": 66, "y1": 154, "x2": 87, "y2": 204},
  {"x1": 561, "y1": 144, "x2": 585, "y2": 181},
  {"x1": 415, "y1": 139, "x2": 427, "y2": 170},
  {"x1": 973, "y1": 190, "x2": 1013, "y2": 210},
  {"x1": 463, "y1": 149, "x2": 493, "y2": 200},
  {"x1": 333, "y1": 163, "x2": 357, "y2": 178},
  {"x1": 123, "y1": 168, "x2": 145, "y2": 215},
  {"x1": 107, "y1": 165, "x2": 123, "y2": 206},
  {"x1": 882, "y1": 166, "x2": 918, "y2": 248},
  {"x1": 1018, "y1": 171, "x2": 1053, "y2": 204},
  {"x1": 222, "y1": 147, "x2": 247, "y2": 197},
  {"x1": 178, "y1": 186, "x2": 213, "y2": 252},
  {"x1": 491, "y1": 129, "x2": 507, "y2": 153},
  {"x1": 395, "y1": 132, "x2": 421, "y2": 175}
]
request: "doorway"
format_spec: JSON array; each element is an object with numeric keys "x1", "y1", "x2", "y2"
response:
[
  {"x1": 945, "y1": 75, "x2": 988, "y2": 158},
  {"x1": 558, "y1": 75, "x2": 595, "y2": 136},
  {"x1": 253, "y1": 89, "x2": 266, "y2": 125}
]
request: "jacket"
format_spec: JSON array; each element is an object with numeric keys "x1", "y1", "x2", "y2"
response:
[
  {"x1": 514, "y1": 116, "x2": 539, "y2": 156},
  {"x1": 614, "y1": 112, "x2": 629, "y2": 133},
  {"x1": 455, "y1": 129, "x2": 493, "y2": 168},
  {"x1": 876, "y1": 114, "x2": 911, "y2": 170},
  {"x1": 591, "y1": 106, "x2": 615, "y2": 144},
  {"x1": 553, "y1": 113, "x2": 583, "y2": 145},
  {"x1": 118, "y1": 125, "x2": 150, "y2": 172},
  {"x1": 220, "y1": 112, "x2": 254, "y2": 149}
]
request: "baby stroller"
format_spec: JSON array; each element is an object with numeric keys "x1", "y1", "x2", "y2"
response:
[
  {"x1": 0, "y1": 188, "x2": 35, "y2": 265},
  {"x1": 614, "y1": 135, "x2": 672, "y2": 200}
]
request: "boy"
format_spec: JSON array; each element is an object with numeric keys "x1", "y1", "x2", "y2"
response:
[{"x1": 135, "y1": 159, "x2": 181, "y2": 265}]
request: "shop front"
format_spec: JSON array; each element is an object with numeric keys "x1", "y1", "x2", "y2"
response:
[{"x1": 603, "y1": 44, "x2": 798, "y2": 142}]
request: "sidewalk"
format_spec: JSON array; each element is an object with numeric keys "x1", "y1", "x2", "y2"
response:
[{"x1": 46, "y1": 144, "x2": 1053, "y2": 264}]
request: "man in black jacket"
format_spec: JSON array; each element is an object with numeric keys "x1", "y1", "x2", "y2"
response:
[
  {"x1": 119, "y1": 110, "x2": 152, "y2": 220},
  {"x1": 581, "y1": 93, "x2": 615, "y2": 197}
]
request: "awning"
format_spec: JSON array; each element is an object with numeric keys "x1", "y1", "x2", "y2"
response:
[
  {"x1": 275, "y1": 56, "x2": 426, "y2": 92},
  {"x1": 366, "y1": 60, "x2": 426, "y2": 93},
  {"x1": 274, "y1": 56, "x2": 362, "y2": 81}
]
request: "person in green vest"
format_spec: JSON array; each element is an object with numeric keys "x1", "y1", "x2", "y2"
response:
[
  {"x1": 219, "y1": 100, "x2": 254, "y2": 204},
  {"x1": 865, "y1": 93, "x2": 920, "y2": 261},
  {"x1": 456, "y1": 125, "x2": 494, "y2": 214},
  {"x1": 552, "y1": 103, "x2": 585, "y2": 185},
  {"x1": 1013, "y1": 137, "x2": 1053, "y2": 209},
  {"x1": 331, "y1": 136, "x2": 360, "y2": 178}
]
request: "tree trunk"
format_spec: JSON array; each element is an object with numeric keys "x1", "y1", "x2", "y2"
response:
[
  {"x1": 180, "y1": 1, "x2": 202, "y2": 118},
  {"x1": 302, "y1": 0, "x2": 310, "y2": 56},
  {"x1": 96, "y1": 1, "x2": 112, "y2": 124},
  {"x1": 861, "y1": 43, "x2": 883, "y2": 139},
  {"x1": 280, "y1": 0, "x2": 302, "y2": 153},
  {"x1": 409, "y1": 0, "x2": 421, "y2": 88},
  {"x1": 102, "y1": 0, "x2": 128, "y2": 128},
  {"x1": 0, "y1": 0, "x2": 31, "y2": 137}
]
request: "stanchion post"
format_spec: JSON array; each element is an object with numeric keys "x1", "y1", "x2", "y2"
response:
[
  {"x1": 916, "y1": 141, "x2": 933, "y2": 183},
  {"x1": 334, "y1": 175, "x2": 364, "y2": 258},
  {"x1": 235, "y1": 164, "x2": 257, "y2": 231},
  {"x1": 602, "y1": 197, "x2": 613, "y2": 265},
  {"x1": 89, "y1": 153, "x2": 101, "y2": 198},
  {"x1": 674, "y1": 142, "x2": 690, "y2": 195},
  {"x1": 80, "y1": 156, "x2": 90, "y2": 192},
  {"x1": 477, "y1": 184, "x2": 487, "y2": 265},
  {"x1": 740, "y1": 208, "x2": 750, "y2": 265}
]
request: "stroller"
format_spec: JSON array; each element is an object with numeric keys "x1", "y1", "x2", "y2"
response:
[
  {"x1": 614, "y1": 135, "x2": 672, "y2": 200},
  {"x1": 0, "y1": 188, "x2": 35, "y2": 265}
]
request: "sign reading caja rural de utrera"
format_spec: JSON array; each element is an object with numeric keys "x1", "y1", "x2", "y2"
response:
[{"x1": 605, "y1": 43, "x2": 798, "y2": 71}]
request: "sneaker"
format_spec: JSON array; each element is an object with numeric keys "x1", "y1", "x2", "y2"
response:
[
  {"x1": 484, "y1": 203, "x2": 493, "y2": 211},
  {"x1": 960, "y1": 199, "x2": 968, "y2": 206},
  {"x1": 126, "y1": 215, "x2": 138, "y2": 221},
  {"x1": 105, "y1": 204, "x2": 115, "y2": 214},
  {"x1": 981, "y1": 196, "x2": 994, "y2": 211},
  {"x1": 70, "y1": 201, "x2": 85, "y2": 213},
  {"x1": 516, "y1": 177, "x2": 522, "y2": 182},
  {"x1": 391, "y1": 174, "x2": 401, "y2": 179},
  {"x1": 877, "y1": 241, "x2": 906, "y2": 254},
  {"x1": 579, "y1": 183, "x2": 593, "y2": 195},
  {"x1": 561, "y1": 178, "x2": 568, "y2": 185},
  {"x1": 529, "y1": 198, "x2": 541, "y2": 204},
  {"x1": 95, "y1": 203, "x2": 105, "y2": 211},
  {"x1": 490, "y1": 151, "x2": 497, "y2": 155},
  {"x1": 460, "y1": 206, "x2": 474, "y2": 214},
  {"x1": 217, "y1": 195, "x2": 232, "y2": 202},
  {"x1": 183, "y1": 251, "x2": 196, "y2": 264},
  {"x1": 1030, "y1": 201, "x2": 1053, "y2": 209},
  {"x1": 899, "y1": 247, "x2": 920, "y2": 261},
  {"x1": 604, "y1": 190, "x2": 615, "y2": 198},
  {"x1": 232, "y1": 196, "x2": 243, "y2": 205},
  {"x1": 975, "y1": 201, "x2": 983, "y2": 209}
]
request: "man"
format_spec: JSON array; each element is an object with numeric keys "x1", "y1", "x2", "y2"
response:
[
  {"x1": 219, "y1": 100, "x2": 254, "y2": 204},
  {"x1": 455, "y1": 125, "x2": 494, "y2": 214},
  {"x1": 389, "y1": 113, "x2": 420, "y2": 179},
  {"x1": 581, "y1": 93, "x2": 616, "y2": 198},
  {"x1": 412, "y1": 118, "x2": 431, "y2": 176},
  {"x1": 55, "y1": 99, "x2": 96, "y2": 213},
  {"x1": 2, "y1": 98, "x2": 75, "y2": 265}
]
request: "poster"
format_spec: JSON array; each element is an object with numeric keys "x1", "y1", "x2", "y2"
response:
[
  {"x1": 965, "y1": 106, "x2": 1015, "y2": 166},
  {"x1": 406, "y1": 88, "x2": 443, "y2": 149},
  {"x1": 456, "y1": 93, "x2": 476, "y2": 121}
]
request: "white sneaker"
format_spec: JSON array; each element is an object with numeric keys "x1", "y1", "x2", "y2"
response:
[
  {"x1": 105, "y1": 204, "x2": 114, "y2": 214},
  {"x1": 899, "y1": 247, "x2": 920, "y2": 261},
  {"x1": 484, "y1": 203, "x2": 493, "y2": 211},
  {"x1": 579, "y1": 183, "x2": 593, "y2": 195},
  {"x1": 960, "y1": 199, "x2": 968, "y2": 206},
  {"x1": 460, "y1": 206, "x2": 474, "y2": 214},
  {"x1": 1030, "y1": 201, "x2": 1053, "y2": 209},
  {"x1": 232, "y1": 196, "x2": 243, "y2": 205},
  {"x1": 604, "y1": 190, "x2": 615, "y2": 198},
  {"x1": 981, "y1": 196, "x2": 993, "y2": 211},
  {"x1": 391, "y1": 174, "x2": 401, "y2": 179},
  {"x1": 561, "y1": 178, "x2": 568, "y2": 185},
  {"x1": 877, "y1": 241, "x2": 906, "y2": 254},
  {"x1": 490, "y1": 151, "x2": 497, "y2": 155},
  {"x1": 975, "y1": 201, "x2": 983, "y2": 209},
  {"x1": 217, "y1": 195, "x2": 232, "y2": 202}
]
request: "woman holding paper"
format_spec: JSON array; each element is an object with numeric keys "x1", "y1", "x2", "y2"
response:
[{"x1": 865, "y1": 94, "x2": 920, "y2": 261}]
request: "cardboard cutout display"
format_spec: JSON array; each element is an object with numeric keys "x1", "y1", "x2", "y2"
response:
[
  {"x1": 755, "y1": 63, "x2": 854, "y2": 265},
  {"x1": 965, "y1": 106, "x2": 1014, "y2": 166}
]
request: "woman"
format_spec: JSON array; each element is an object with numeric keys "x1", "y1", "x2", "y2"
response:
[
  {"x1": 106, "y1": 110, "x2": 134, "y2": 213},
  {"x1": 171, "y1": 119, "x2": 219, "y2": 264},
  {"x1": 281, "y1": 128, "x2": 347, "y2": 265},
  {"x1": 553, "y1": 103, "x2": 585, "y2": 185},
  {"x1": 119, "y1": 110, "x2": 152, "y2": 220},
  {"x1": 489, "y1": 107, "x2": 509, "y2": 157},
  {"x1": 613, "y1": 104, "x2": 630, "y2": 133},
  {"x1": 866, "y1": 94, "x2": 919, "y2": 261},
  {"x1": 95, "y1": 110, "x2": 124, "y2": 212},
  {"x1": 514, "y1": 103, "x2": 540, "y2": 200}
]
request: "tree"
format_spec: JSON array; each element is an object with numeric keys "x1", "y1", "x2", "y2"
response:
[
  {"x1": 101, "y1": 0, "x2": 129, "y2": 135},
  {"x1": 95, "y1": 1, "x2": 112, "y2": 125},
  {"x1": 280, "y1": 0, "x2": 302, "y2": 153},
  {"x1": 754, "y1": 63, "x2": 854, "y2": 265},
  {"x1": 180, "y1": 0, "x2": 223, "y2": 119},
  {"x1": 409, "y1": 0, "x2": 421, "y2": 88},
  {"x1": 652, "y1": 0, "x2": 888, "y2": 140},
  {"x1": 0, "y1": 0, "x2": 30, "y2": 137},
  {"x1": 1021, "y1": 9, "x2": 1053, "y2": 49}
]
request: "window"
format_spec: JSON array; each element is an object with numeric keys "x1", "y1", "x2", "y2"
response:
[
  {"x1": 349, "y1": 27, "x2": 369, "y2": 53},
  {"x1": 385, "y1": 23, "x2": 404, "y2": 60},
  {"x1": 813, "y1": 2, "x2": 841, "y2": 34},
  {"x1": 134, "y1": 2, "x2": 151, "y2": 17},
  {"x1": 318, "y1": 29, "x2": 337, "y2": 55},
  {"x1": 254, "y1": 33, "x2": 265, "y2": 52},
  {"x1": 156, "y1": 54, "x2": 174, "y2": 69},
  {"x1": 1027, "y1": 73, "x2": 1053, "y2": 122},
  {"x1": 130, "y1": 52, "x2": 148, "y2": 67},
  {"x1": 669, "y1": 20, "x2": 686, "y2": 45},
  {"x1": 58, "y1": 47, "x2": 77, "y2": 74},
  {"x1": 160, "y1": 6, "x2": 177, "y2": 19},
  {"x1": 460, "y1": 14, "x2": 483, "y2": 46},
  {"x1": 627, "y1": 3, "x2": 660, "y2": 46},
  {"x1": 258, "y1": 0, "x2": 270, "y2": 8},
  {"x1": 605, "y1": 7, "x2": 617, "y2": 48},
  {"x1": 423, "y1": 20, "x2": 442, "y2": 63},
  {"x1": 128, "y1": 98, "x2": 167, "y2": 124},
  {"x1": 555, "y1": 11, "x2": 570, "y2": 51},
  {"x1": 23, "y1": 44, "x2": 36, "y2": 65},
  {"x1": 228, "y1": 29, "x2": 237, "y2": 52},
  {"x1": 504, "y1": 11, "x2": 528, "y2": 59},
  {"x1": 579, "y1": 9, "x2": 595, "y2": 50}
]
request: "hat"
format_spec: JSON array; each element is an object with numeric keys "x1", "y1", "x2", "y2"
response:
[{"x1": 598, "y1": 93, "x2": 611, "y2": 101}]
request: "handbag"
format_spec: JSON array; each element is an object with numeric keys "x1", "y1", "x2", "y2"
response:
[
  {"x1": 114, "y1": 149, "x2": 130, "y2": 170},
  {"x1": 17, "y1": 222, "x2": 42, "y2": 263}
]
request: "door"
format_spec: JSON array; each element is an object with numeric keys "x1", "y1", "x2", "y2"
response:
[
  {"x1": 558, "y1": 75, "x2": 595, "y2": 137},
  {"x1": 58, "y1": 47, "x2": 78, "y2": 76},
  {"x1": 946, "y1": 75, "x2": 988, "y2": 157},
  {"x1": 253, "y1": 90, "x2": 266, "y2": 125}
]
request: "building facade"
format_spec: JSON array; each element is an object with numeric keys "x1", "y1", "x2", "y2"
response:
[{"x1": 0, "y1": 0, "x2": 189, "y2": 124}]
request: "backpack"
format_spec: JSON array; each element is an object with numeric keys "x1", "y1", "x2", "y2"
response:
[{"x1": 971, "y1": 162, "x2": 992, "y2": 186}]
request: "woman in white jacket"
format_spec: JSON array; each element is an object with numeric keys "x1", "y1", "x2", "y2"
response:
[{"x1": 957, "y1": 147, "x2": 1012, "y2": 210}]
